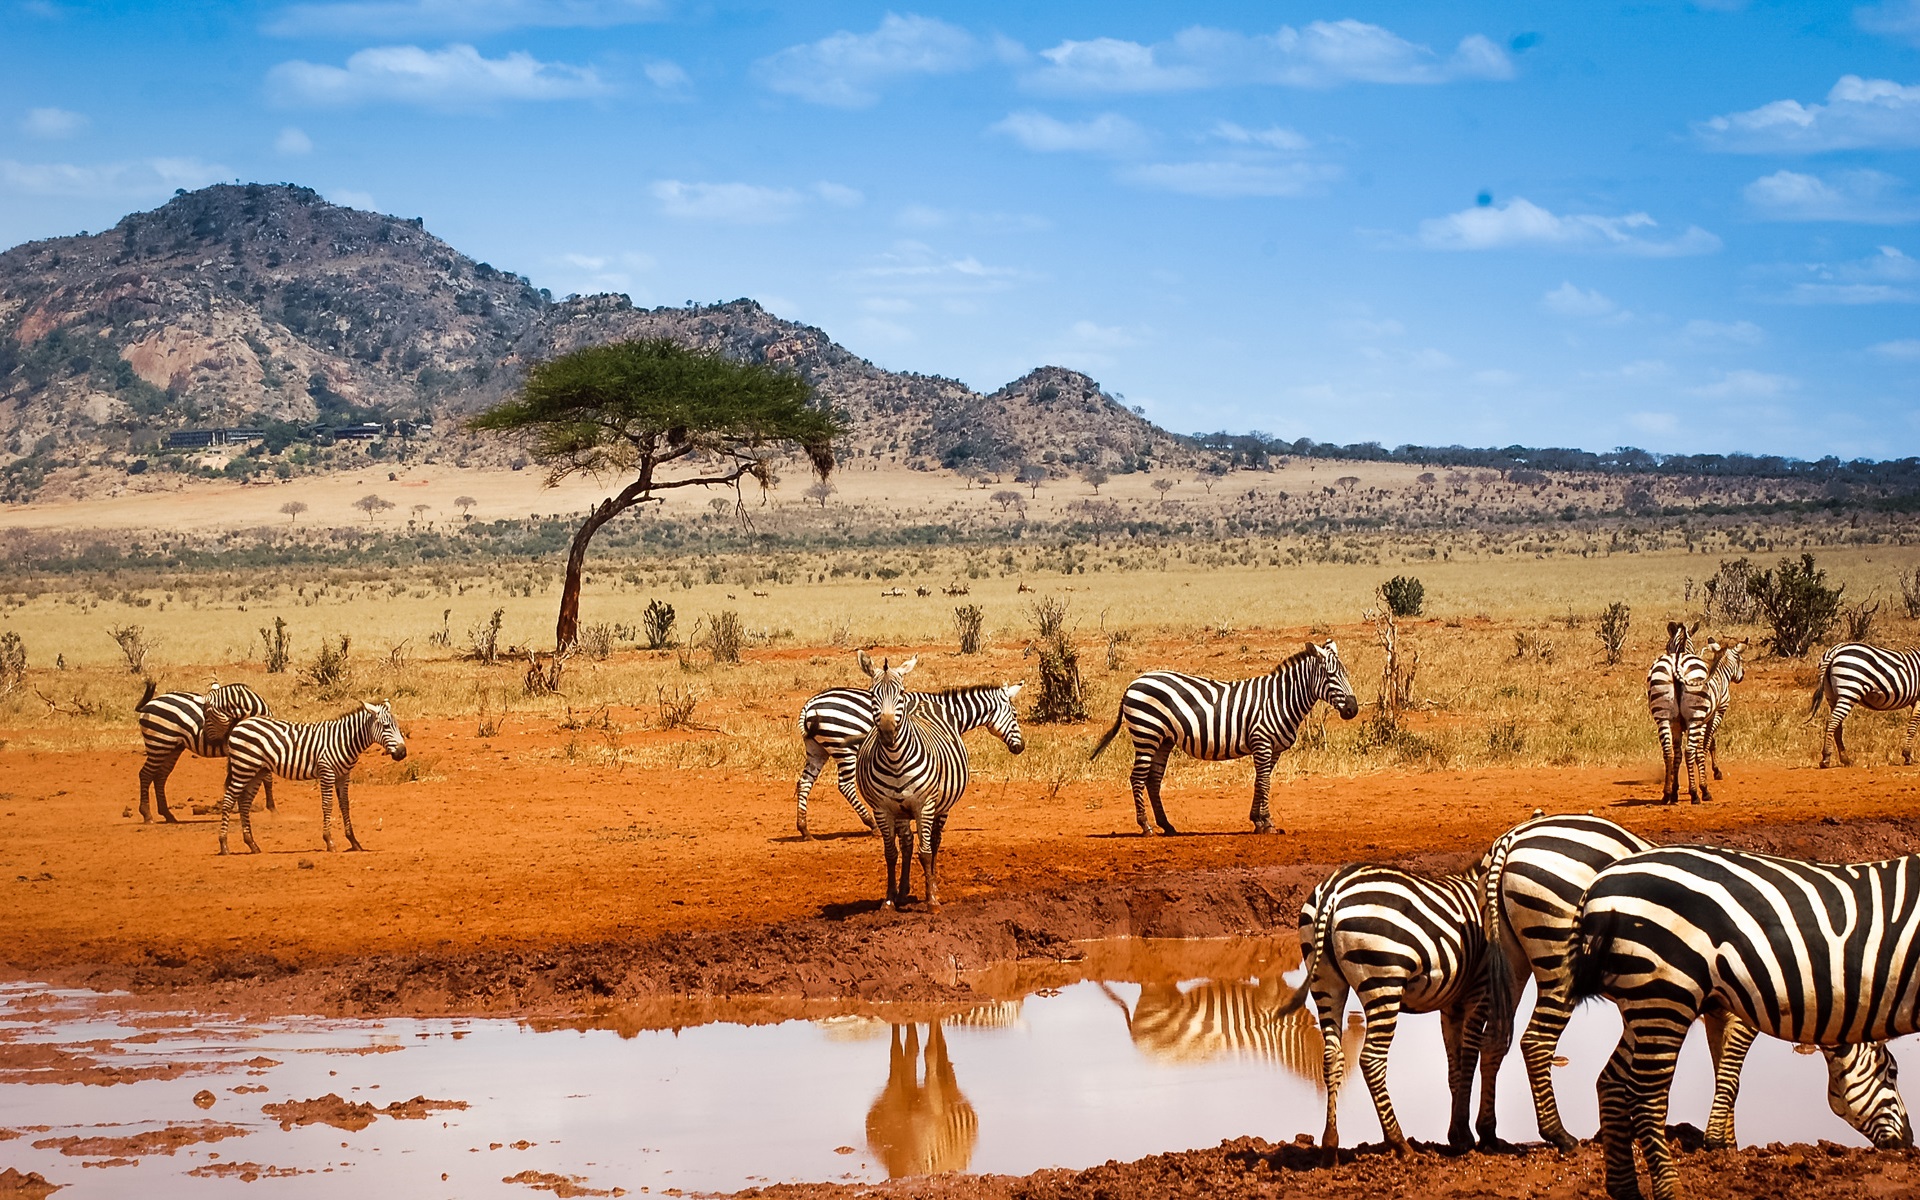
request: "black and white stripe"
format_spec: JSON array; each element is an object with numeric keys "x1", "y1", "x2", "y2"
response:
[
  {"x1": 1573, "y1": 845, "x2": 1919, "y2": 1199},
  {"x1": 865, "y1": 1023, "x2": 977, "y2": 1178},
  {"x1": 1101, "y1": 977, "x2": 1331, "y2": 1083},
  {"x1": 1481, "y1": 813, "x2": 1903, "y2": 1151},
  {"x1": 1700, "y1": 637, "x2": 1749, "y2": 783},
  {"x1": 1277, "y1": 862, "x2": 1493, "y2": 1160},
  {"x1": 1089, "y1": 642, "x2": 1360, "y2": 835},
  {"x1": 1811, "y1": 642, "x2": 1920, "y2": 767},
  {"x1": 1646, "y1": 621, "x2": 1712, "y2": 804},
  {"x1": 219, "y1": 700, "x2": 407, "y2": 855},
  {"x1": 853, "y1": 654, "x2": 969, "y2": 910},
  {"x1": 136, "y1": 680, "x2": 273, "y2": 823},
  {"x1": 795, "y1": 682, "x2": 1023, "y2": 838}
]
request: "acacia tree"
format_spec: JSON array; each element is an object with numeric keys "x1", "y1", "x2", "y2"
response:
[{"x1": 469, "y1": 338, "x2": 839, "y2": 652}]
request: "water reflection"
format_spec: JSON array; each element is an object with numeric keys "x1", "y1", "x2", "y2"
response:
[
  {"x1": 1099, "y1": 978, "x2": 1362, "y2": 1085},
  {"x1": 866, "y1": 1024, "x2": 978, "y2": 1177}
]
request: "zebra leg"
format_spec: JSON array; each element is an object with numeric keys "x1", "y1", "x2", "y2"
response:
[
  {"x1": 918, "y1": 804, "x2": 943, "y2": 912},
  {"x1": 1128, "y1": 746, "x2": 1164, "y2": 835},
  {"x1": 1824, "y1": 697, "x2": 1855, "y2": 768},
  {"x1": 1521, "y1": 977, "x2": 1582, "y2": 1151},
  {"x1": 1702, "y1": 1008, "x2": 1756, "y2": 1150},
  {"x1": 1314, "y1": 975, "x2": 1353, "y2": 1165},
  {"x1": 795, "y1": 738, "x2": 827, "y2": 838},
  {"x1": 1904, "y1": 705, "x2": 1920, "y2": 767},
  {"x1": 1705, "y1": 710, "x2": 1725, "y2": 782},
  {"x1": 238, "y1": 777, "x2": 261, "y2": 855},
  {"x1": 1145, "y1": 746, "x2": 1177, "y2": 835},
  {"x1": 141, "y1": 746, "x2": 184, "y2": 823},
  {"x1": 835, "y1": 750, "x2": 877, "y2": 833},
  {"x1": 1621, "y1": 1008, "x2": 1687, "y2": 1200},
  {"x1": 338, "y1": 775, "x2": 364, "y2": 851},
  {"x1": 1595, "y1": 1037, "x2": 1646, "y2": 1200},
  {"x1": 264, "y1": 775, "x2": 275, "y2": 814},
  {"x1": 1441, "y1": 992, "x2": 1482, "y2": 1152},
  {"x1": 320, "y1": 773, "x2": 338, "y2": 852},
  {"x1": 1687, "y1": 724, "x2": 1710, "y2": 805},
  {"x1": 1247, "y1": 737, "x2": 1277, "y2": 833},
  {"x1": 876, "y1": 809, "x2": 901, "y2": 909},
  {"x1": 217, "y1": 783, "x2": 234, "y2": 856},
  {"x1": 1657, "y1": 722, "x2": 1679, "y2": 804},
  {"x1": 1357, "y1": 991, "x2": 1412, "y2": 1157}
]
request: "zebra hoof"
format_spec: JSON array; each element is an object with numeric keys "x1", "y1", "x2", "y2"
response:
[
  {"x1": 1138, "y1": 825, "x2": 1158, "y2": 837},
  {"x1": 1251, "y1": 821, "x2": 1273, "y2": 834}
]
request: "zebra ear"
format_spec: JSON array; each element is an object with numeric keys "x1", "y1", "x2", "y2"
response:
[
  {"x1": 897, "y1": 656, "x2": 918, "y2": 676},
  {"x1": 857, "y1": 649, "x2": 878, "y2": 679},
  {"x1": 1320, "y1": 640, "x2": 1337, "y2": 657},
  {"x1": 1004, "y1": 682, "x2": 1023, "y2": 699}
]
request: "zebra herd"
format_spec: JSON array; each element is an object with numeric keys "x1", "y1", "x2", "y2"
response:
[
  {"x1": 132, "y1": 681, "x2": 408, "y2": 855},
  {"x1": 1273, "y1": 811, "x2": 1914, "y2": 1199}
]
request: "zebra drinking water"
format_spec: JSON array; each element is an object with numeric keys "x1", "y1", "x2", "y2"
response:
[
  {"x1": 1480, "y1": 813, "x2": 1904, "y2": 1152},
  {"x1": 794, "y1": 682, "x2": 1022, "y2": 838},
  {"x1": 1573, "y1": 845, "x2": 1919, "y2": 1200},
  {"x1": 218, "y1": 700, "x2": 408, "y2": 855},
  {"x1": 853, "y1": 654, "x2": 969, "y2": 910},
  {"x1": 136, "y1": 680, "x2": 273, "y2": 823},
  {"x1": 1810, "y1": 641, "x2": 1920, "y2": 767},
  {"x1": 1646, "y1": 621, "x2": 1711, "y2": 804},
  {"x1": 1089, "y1": 642, "x2": 1359, "y2": 835}
]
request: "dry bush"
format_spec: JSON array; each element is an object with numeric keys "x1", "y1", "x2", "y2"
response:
[
  {"x1": 1595, "y1": 602, "x2": 1631, "y2": 666},
  {"x1": 702, "y1": 610, "x2": 745, "y2": 664},
  {"x1": 0, "y1": 631, "x2": 24, "y2": 698},
  {"x1": 1025, "y1": 597, "x2": 1086, "y2": 723},
  {"x1": 642, "y1": 600, "x2": 676, "y2": 649},
  {"x1": 467, "y1": 608, "x2": 504, "y2": 664},
  {"x1": 1901, "y1": 569, "x2": 1920, "y2": 620},
  {"x1": 656, "y1": 684, "x2": 702, "y2": 730},
  {"x1": 475, "y1": 690, "x2": 505, "y2": 738},
  {"x1": 259, "y1": 617, "x2": 291, "y2": 673},
  {"x1": 1843, "y1": 598, "x2": 1880, "y2": 644},
  {"x1": 953, "y1": 604, "x2": 984, "y2": 654},
  {"x1": 579, "y1": 622, "x2": 615, "y2": 661},
  {"x1": 301, "y1": 635, "x2": 352, "y2": 698},
  {"x1": 107, "y1": 624, "x2": 152, "y2": 673},
  {"x1": 1703, "y1": 558, "x2": 1760, "y2": 624}
]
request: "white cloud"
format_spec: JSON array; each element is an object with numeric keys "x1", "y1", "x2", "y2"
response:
[
  {"x1": 642, "y1": 61, "x2": 690, "y2": 93},
  {"x1": 1689, "y1": 369, "x2": 1799, "y2": 398},
  {"x1": 1121, "y1": 159, "x2": 1340, "y2": 197},
  {"x1": 1209, "y1": 121, "x2": 1309, "y2": 150},
  {"x1": 21, "y1": 107, "x2": 87, "y2": 138},
  {"x1": 1870, "y1": 337, "x2": 1920, "y2": 359},
  {"x1": 843, "y1": 240, "x2": 1030, "y2": 297},
  {"x1": 1743, "y1": 169, "x2": 1917, "y2": 223},
  {"x1": 1026, "y1": 20, "x2": 1511, "y2": 94},
  {"x1": 327, "y1": 187, "x2": 377, "y2": 210},
  {"x1": 1542, "y1": 281, "x2": 1617, "y2": 317},
  {"x1": 268, "y1": 43, "x2": 608, "y2": 108},
  {"x1": 989, "y1": 110, "x2": 1146, "y2": 154},
  {"x1": 550, "y1": 249, "x2": 655, "y2": 294},
  {"x1": 755, "y1": 14, "x2": 980, "y2": 108},
  {"x1": 1696, "y1": 76, "x2": 1920, "y2": 153},
  {"x1": 1681, "y1": 318, "x2": 1765, "y2": 346},
  {"x1": 0, "y1": 156, "x2": 229, "y2": 198},
  {"x1": 275, "y1": 126, "x2": 314, "y2": 155},
  {"x1": 264, "y1": 0, "x2": 662, "y2": 37},
  {"x1": 651, "y1": 180, "x2": 806, "y2": 223},
  {"x1": 1416, "y1": 197, "x2": 1721, "y2": 256},
  {"x1": 894, "y1": 205, "x2": 1049, "y2": 233},
  {"x1": 1035, "y1": 319, "x2": 1147, "y2": 369},
  {"x1": 1769, "y1": 245, "x2": 1920, "y2": 304},
  {"x1": 1857, "y1": 1, "x2": 1920, "y2": 44},
  {"x1": 813, "y1": 181, "x2": 864, "y2": 207}
]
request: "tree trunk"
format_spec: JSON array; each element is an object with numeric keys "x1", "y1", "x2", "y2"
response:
[{"x1": 555, "y1": 470, "x2": 651, "y2": 651}]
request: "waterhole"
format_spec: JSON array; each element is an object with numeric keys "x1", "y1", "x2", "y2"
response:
[{"x1": 1, "y1": 939, "x2": 1907, "y2": 1196}]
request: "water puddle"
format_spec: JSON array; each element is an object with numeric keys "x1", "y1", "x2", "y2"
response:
[{"x1": 1, "y1": 941, "x2": 1909, "y2": 1196}]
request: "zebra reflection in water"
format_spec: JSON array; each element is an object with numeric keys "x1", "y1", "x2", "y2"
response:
[
  {"x1": 1099, "y1": 977, "x2": 1362, "y2": 1085},
  {"x1": 865, "y1": 1023, "x2": 978, "y2": 1178}
]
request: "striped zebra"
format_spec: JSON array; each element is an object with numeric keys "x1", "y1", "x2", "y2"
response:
[
  {"x1": 1481, "y1": 813, "x2": 1904, "y2": 1151},
  {"x1": 1646, "y1": 621, "x2": 1711, "y2": 804},
  {"x1": 1276, "y1": 862, "x2": 1494, "y2": 1161},
  {"x1": 1089, "y1": 642, "x2": 1360, "y2": 836},
  {"x1": 1099, "y1": 977, "x2": 1341, "y2": 1084},
  {"x1": 854, "y1": 654, "x2": 969, "y2": 910},
  {"x1": 865, "y1": 1023, "x2": 977, "y2": 1178},
  {"x1": 218, "y1": 701, "x2": 408, "y2": 855},
  {"x1": 794, "y1": 682, "x2": 1023, "y2": 838},
  {"x1": 1572, "y1": 845, "x2": 1919, "y2": 1200},
  {"x1": 1700, "y1": 637, "x2": 1748, "y2": 782},
  {"x1": 1810, "y1": 642, "x2": 1920, "y2": 767},
  {"x1": 136, "y1": 680, "x2": 274, "y2": 823}
]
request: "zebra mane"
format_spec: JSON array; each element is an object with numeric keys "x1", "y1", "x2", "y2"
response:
[
  {"x1": 923, "y1": 684, "x2": 1008, "y2": 699},
  {"x1": 1271, "y1": 646, "x2": 1319, "y2": 674}
]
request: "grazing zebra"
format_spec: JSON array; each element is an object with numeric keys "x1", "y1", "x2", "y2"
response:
[
  {"x1": 1572, "y1": 845, "x2": 1919, "y2": 1200},
  {"x1": 794, "y1": 682, "x2": 1024, "y2": 838},
  {"x1": 1481, "y1": 813, "x2": 1904, "y2": 1151},
  {"x1": 1099, "y1": 976, "x2": 1342, "y2": 1084},
  {"x1": 218, "y1": 701, "x2": 408, "y2": 855},
  {"x1": 1646, "y1": 621, "x2": 1711, "y2": 804},
  {"x1": 1810, "y1": 641, "x2": 1920, "y2": 767},
  {"x1": 1089, "y1": 642, "x2": 1360, "y2": 835},
  {"x1": 136, "y1": 680, "x2": 274, "y2": 823},
  {"x1": 865, "y1": 1023, "x2": 977, "y2": 1178},
  {"x1": 1699, "y1": 637, "x2": 1748, "y2": 781},
  {"x1": 1276, "y1": 862, "x2": 1493, "y2": 1161},
  {"x1": 853, "y1": 654, "x2": 969, "y2": 910}
]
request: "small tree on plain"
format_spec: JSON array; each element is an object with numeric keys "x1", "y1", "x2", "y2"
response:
[
  {"x1": 1026, "y1": 597, "x2": 1086, "y2": 722},
  {"x1": 642, "y1": 599, "x2": 676, "y2": 649},
  {"x1": 1336, "y1": 475, "x2": 1360, "y2": 494},
  {"x1": 1748, "y1": 552, "x2": 1844, "y2": 657},
  {"x1": 1595, "y1": 602, "x2": 1631, "y2": 665},
  {"x1": 354, "y1": 494, "x2": 395, "y2": 522},
  {"x1": 804, "y1": 479, "x2": 835, "y2": 508},
  {"x1": 279, "y1": 500, "x2": 308, "y2": 524},
  {"x1": 1151, "y1": 478, "x2": 1176, "y2": 505},
  {"x1": 410, "y1": 503, "x2": 430, "y2": 523},
  {"x1": 455, "y1": 495, "x2": 477, "y2": 521},
  {"x1": 1380, "y1": 576, "x2": 1424, "y2": 617},
  {"x1": 953, "y1": 604, "x2": 984, "y2": 654},
  {"x1": 107, "y1": 625, "x2": 151, "y2": 673},
  {"x1": 990, "y1": 489, "x2": 1022, "y2": 512},
  {"x1": 1080, "y1": 466, "x2": 1110, "y2": 495},
  {"x1": 1018, "y1": 464, "x2": 1046, "y2": 498}
]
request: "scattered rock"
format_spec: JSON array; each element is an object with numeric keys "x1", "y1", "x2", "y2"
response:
[
  {"x1": 192, "y1": 1089, "x2": 216, "y2": 1109},
  {"x1": 186, "y1": 1162, "x2": 310, "y2": 1182},
  {"x1": 0, "y1": 1167, "x2": 61, "y2": 1197},
  {"x1": 262, "y1": 1094, "x2": 378, "y2": 1132},
  {"x1": 502, "y1": 1169, "x2": 624, "y2": 1197},
  {"x1": 33, "y1": 1124, "x2": 247, "y2": 1157},
  {"x1": 380, "y1": 1096, "x2": 469, "y2": 1121}
]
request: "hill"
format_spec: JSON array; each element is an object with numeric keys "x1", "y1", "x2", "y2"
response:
[{"x1": 0, "y1": 184, "x2": 1190, "y2": 499}]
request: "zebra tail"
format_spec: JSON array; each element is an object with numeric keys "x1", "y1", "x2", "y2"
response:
[
  {"x1": 1275, "y1": 888, "x2": 1335, "y2": 1016},
  {"x1": 1480, "y1": 839, "x2": 1522, "y2": 1048},
  {"x1": 1088, "y1": 705, "x2": 1125, "y2": 761},
  {"x1": 1565, "y1": 908, "x2": 1616, "y2": 1005},
  {"x1": 138, "y1": 679, "x2": 157, "y2": 708},
  {"x1": 1809, "y1": 651, "x2": 1834, "y2": 718}
]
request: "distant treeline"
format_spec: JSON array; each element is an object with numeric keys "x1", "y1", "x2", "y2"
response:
[{"x1": 1192, "y1": 432, "x2": 1920, "y2": 486}]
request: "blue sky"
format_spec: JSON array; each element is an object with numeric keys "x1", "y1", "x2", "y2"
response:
[{"x1": 3, "y1": 2, "x2": 1919, "y2": 459}]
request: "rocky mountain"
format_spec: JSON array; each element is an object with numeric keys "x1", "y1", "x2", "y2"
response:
[{"x1": 0, "y1": 184, "x2": 1192, "y2": 487}]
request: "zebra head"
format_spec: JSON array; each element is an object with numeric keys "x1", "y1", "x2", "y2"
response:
[
  {"x1": 1311, "y1": 641, "x2": 1360, "y2": 719},
  {"x1": 1826, "y1": 1041, "x2": 1913, "y2": 1149},
  {"x1": 363, "y1": 700, "x2": 407, "y2": 760},
  {"x1": 981, "y1": 683, "x2": 1025, "y2": 754},
  {"x1": 866, "y1": 657, "x2": 918, "y2": 743},
  {"x1": 1707, "y1": 637, "x2": 1748, "y2": 683},
  {"x1": 1665, "y1": 620, "x2": 1697, "y2": 655}
]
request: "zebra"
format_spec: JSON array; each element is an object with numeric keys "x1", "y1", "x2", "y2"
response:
[
  {"x1": 1098, "y1": 976, "x2": 1342, "y2": 1084},
  {"x1": 853, "y1": 654, "x2": 969, "y2": 910},
  {"x1": 1646, "y1": 621, "x2": 1711, "y2": 804},
  {"x1": 218, "y1": 700, "x2": 408, "y2": 855},
  {"x1": 1275, "y1": 862, "x2": 1494, "y2": 1161},
  {"x1": 1572, "y1": 845, "x2": 1919, "y2": 1200},
  {"x1": 794, "y1": 682, "x2": 1023, "y2": 839},
  {"x1": 1699, "y1": 637, "x2": 1748, "y2": 782},
  {"x1": 1089, "y1": 641, "x2": 1360, "y2": 836},
  {"x1": 1810, "y1": 642, "x2": 1920, "y2": 767},
  {"x1": 1480, "y1": 813, "x2": 1905, "y2": 1151},
  {"x1": 135, "y1": 680, "x2": 274, "y2": 823},
  {"x1": 864, "y1": 1023, "x2": 977, "y2": 1178}
]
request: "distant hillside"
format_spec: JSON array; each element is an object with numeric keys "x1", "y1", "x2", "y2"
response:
[{"x1": 0, "y1": 184, "x2": 1192, "y2": 497}]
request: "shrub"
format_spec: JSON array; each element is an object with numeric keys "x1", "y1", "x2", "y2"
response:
[
  {"x1": 259, "y1": 616, "x2": 291, "y2": 673},
  {"x1": 0, "y1": 631, "x2": 24, "y2": 697},
  {"x1": 953, "y1": 604, "x2": 984, "y2": 655},
  {"x1": 704, "y1": 610, "x2": 743, "y2": 664},
  {"x1": 1748, "y1": 553, "x2": 1843, "y2": 657},
  {"x1": 1902, "y1": 569, "x2": 1920, "y2": 621},
  {"x1": 301, "y1": 635, "x2": 352, "y2": 697},
  {"x1": 1026, "y1": 597, "x2": 1086, "y2": 722},
  {"x1": 1595, "y1": 602, "x2": 1631, "y2": 666},
  {"x1": 1843, "y1": 598, "x2": 1880, "y2": 644},
  {"x1": 466, "y1": 608, "x2": 504, "y2": 664},
  {"x1": 1704, "y1": 558, "x2": 1759, "y2": 624},
  {"x1": 642, "y1": 599, "x2": 676, "y2": 649},
  {"x1": 579, "y1": 622, "x2": 614, "y2": 661},
  {"x1": 107, "y1": 624, "x2": 151, "y2": 673},
  {"x1": 1380, "y1": 575, "x2": 1425, "y2": 617}
]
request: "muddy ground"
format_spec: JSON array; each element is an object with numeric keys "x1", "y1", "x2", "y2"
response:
[{"x1": 7, "y1": 733, "x2": 1920, "y2": 1196}]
